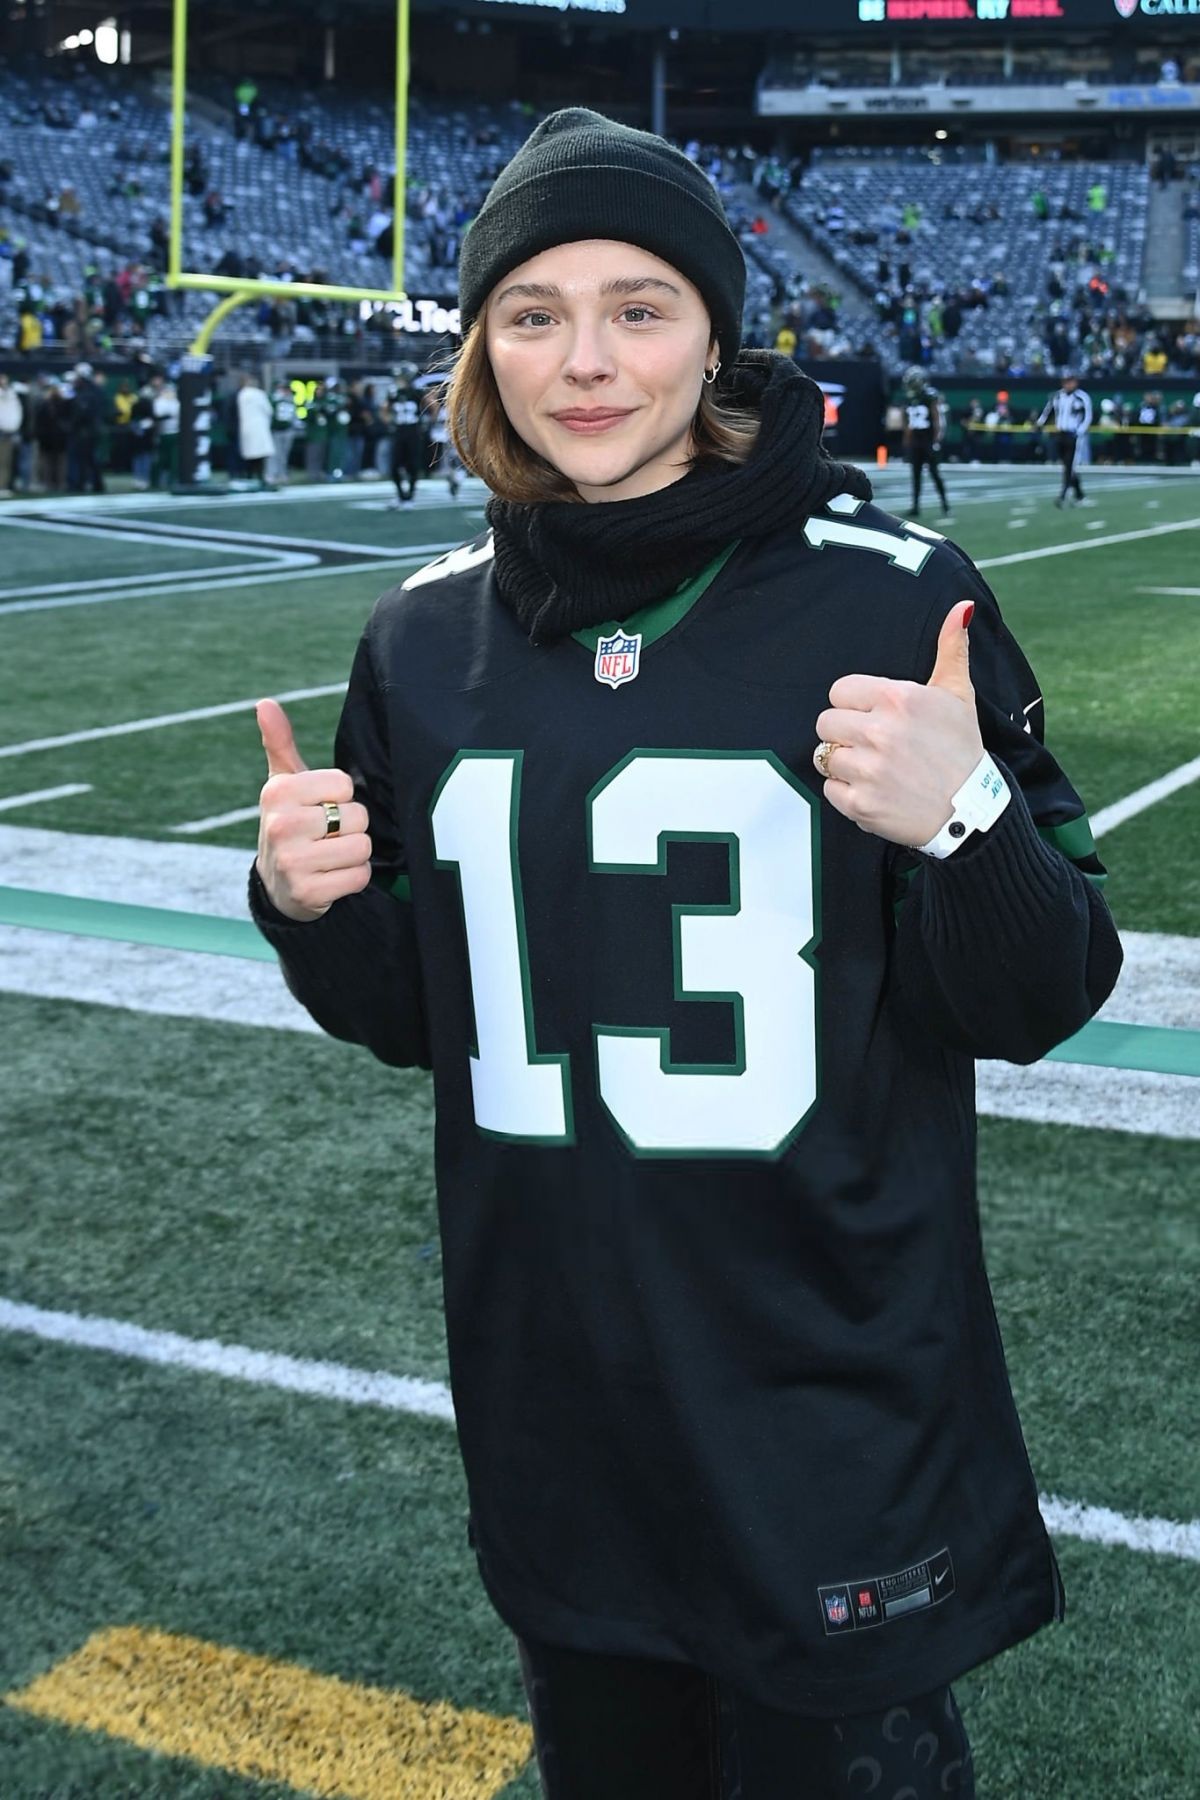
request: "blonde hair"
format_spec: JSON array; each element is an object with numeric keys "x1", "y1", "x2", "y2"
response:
[{"x1": 427, "y1": 314, "x2": 761, "y2": 506}]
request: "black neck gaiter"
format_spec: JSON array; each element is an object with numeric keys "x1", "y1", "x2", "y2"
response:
[{"x1": 486, "y1": 349, "x2": 874, "y2": 645}]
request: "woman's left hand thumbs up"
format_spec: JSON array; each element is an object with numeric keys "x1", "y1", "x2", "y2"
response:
[{"x1": 813, "y1": 600, "x2": 984, "y2": 849}]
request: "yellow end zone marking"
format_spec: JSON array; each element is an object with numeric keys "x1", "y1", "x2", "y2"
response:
[{"x1": 3, "y1": 1625, "x2": 533, "y2": 1799}]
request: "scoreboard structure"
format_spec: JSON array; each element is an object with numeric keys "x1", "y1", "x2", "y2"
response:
[{"x1": 417, "y1": 0, "x2": 1199, "y2": 28}]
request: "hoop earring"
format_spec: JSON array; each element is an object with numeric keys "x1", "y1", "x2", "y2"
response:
[{"x1": 702, "y1": 360, "x2": 721, "y2": 386}]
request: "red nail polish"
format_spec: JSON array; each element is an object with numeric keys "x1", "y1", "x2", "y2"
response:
[{"x1": 962, "y1": 602, "x2": 975, "y2": 629}]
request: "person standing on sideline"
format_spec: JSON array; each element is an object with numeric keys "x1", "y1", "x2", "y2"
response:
[
  {"x1": 0, "y1": 372, "x2": 22, "y2": 495},
  {"x1": 248, "y1": 109, "x2": 1121, "y2": 1799},
  {"x1": 237, "y1": 373, "x2": 274, "y2": 487},
  {"x1": 150, "y1": 373, "x2": 180, "y2": 490},
  {"x1": 268, "y1": 379, "x2": 296, "y2": 486},
  {"x1": 902, "y1": 365, "x2": 951, "y2": 521},
  {"x1": 66, "y1": 363, "x2": 108, "y2": 494},
  {"x1": 387, "y1": 364, "x2": 425, "y2": 508},
  {"x1": 303, "y1": 381, "x2": 329, "y2": 483},
  {"x1": 1037, "y1": 373, "x2": 1093, "y2": 507},
  {"x1": 424, "y1": 389, "x2": 466, "y2": 498}
]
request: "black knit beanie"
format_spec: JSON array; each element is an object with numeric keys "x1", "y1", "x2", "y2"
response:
[{"x1": 457, "y1": 107, "x2": 746, "y2": 368}]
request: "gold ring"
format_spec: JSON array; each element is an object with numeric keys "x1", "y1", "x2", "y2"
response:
[
  {"x1": 322, "y1": 801, "x2": 341, "y2": 837},
  {"x1": 814, "y1": 740, "x2": 841, "y2": 780}
]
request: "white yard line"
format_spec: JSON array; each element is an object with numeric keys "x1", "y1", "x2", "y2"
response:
[
  {"x1": 0, "y1": 783, "x2": 91, "y2": 812},
  {"x1": 0, "y1": 1298, "x2": 454, "y2": 1422},
  {"x1": 0, "y1": 1295, "x2": 1192, "y2": 1561},
  {"x1": 1091, "y1": 754, "x2": 1200, "y2": 839},
  {"x1": 0, "y1": 685, "x2": 347, "y2": 760},
  {"x1": 1137, "y1": 587, "x2": 1200, "y2": 598},
  {"x1": 977, "y1": 516, "x2": 1200, "y2": 571},
  {"x1": 0, "y1": 554, "x2": 422, "y2": 617},
  {"x1": 0, "y1": 481, "x2": 486, "y2": 518},
  {"x1": 1037, "y1": 1494, "x2": 1200, "y2": 1564},
  {"x1": 55, "y1": 512, "x2": 447, "y2": 560},
  {"x1": 0, "y1": 554, "x2": 317, "y2": 606},
  {"x1": 0, "y1": 516, "x2": 284, "y2": 554},
  {"x1": 170, "y1": 804, "x2": 262, "y2": 835}
]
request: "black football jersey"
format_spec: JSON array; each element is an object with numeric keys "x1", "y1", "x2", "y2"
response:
[
  {"x1": 252, "y1": 498, "x2": 1119, "y2": 1715},
  {"x1": 905, "y1": 392, "x2": 940, "y2": 437},
  {"x1": 389, "y1": 389, "x2": 423, "y2": 431}
]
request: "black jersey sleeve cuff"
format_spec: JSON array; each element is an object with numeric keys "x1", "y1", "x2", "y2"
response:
[
  {"x1": 895, "y1": 762, "x2": 1123, "y2": 1063},
  {"x1": 247, "y1": 860, "x2": 431, "y2": 1068}
]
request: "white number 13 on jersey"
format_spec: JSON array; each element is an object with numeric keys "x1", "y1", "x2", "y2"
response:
[{"x1": 430, "y1": 751, "x2": 819, "y2": 1159}]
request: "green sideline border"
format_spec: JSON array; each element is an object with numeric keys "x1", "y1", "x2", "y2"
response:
[{"x1": 1, "y1": 887, "x2": 1196, "y2": 1080}]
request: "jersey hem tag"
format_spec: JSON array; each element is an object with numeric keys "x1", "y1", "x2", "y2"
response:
[{"x1": 818, "y1": 1546, "x2": 956, "y2": 1636}]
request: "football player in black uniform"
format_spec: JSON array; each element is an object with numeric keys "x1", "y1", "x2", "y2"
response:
[
  {"x1": 902, "y1": 365, "x2": 951, "y2": 520},
  {"x1": 387, "y1": 362, "x2": 426, "y2": 508},
  {"x1": 251, "y1": 111, "x2": 1121, "y2": 1798}
]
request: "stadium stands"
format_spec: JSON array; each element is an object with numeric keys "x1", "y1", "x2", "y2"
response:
[
  {"x1": 1, "y1": 61, "x2": 1197, "y2": 387},
  {"x1": 780, "y1": 157, "x2": 1154, "y2": 378}
]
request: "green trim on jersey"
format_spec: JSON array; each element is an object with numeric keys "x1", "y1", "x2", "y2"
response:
[
  {"x1": 586, "y1": 748, "x2": 823, "y2": 1162},
  {"x1": 1037, "y1": 815, "x2": 1107, "y2": 885},
  {"x1": 570, "y1": 540, "x2": 742, "y2": 655}
]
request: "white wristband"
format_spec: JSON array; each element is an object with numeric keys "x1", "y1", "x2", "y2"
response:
[{"x1": 919, "y1": 752, "x2": 1011, "y2": 859}]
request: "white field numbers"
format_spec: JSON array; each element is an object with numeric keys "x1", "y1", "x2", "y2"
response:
[{"x1": 431, "y1": 751, "x2": 817, "y2": 1156}]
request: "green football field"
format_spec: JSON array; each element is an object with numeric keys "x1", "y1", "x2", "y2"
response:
[{"x1": 1, "y1": 466, "x2": 1197, "y2": 1799}]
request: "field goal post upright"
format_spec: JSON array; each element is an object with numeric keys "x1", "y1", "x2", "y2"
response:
[{"x1": 166, "y1": 0, "x2": 410, "y2": 487}]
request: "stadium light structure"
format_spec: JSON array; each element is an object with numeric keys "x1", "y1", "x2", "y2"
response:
[{"x1": 168, "y1": 0, "x2": 410, "y2": 348}]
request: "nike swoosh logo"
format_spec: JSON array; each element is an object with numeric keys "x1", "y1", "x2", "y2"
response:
[{"x1": 934, "y1": 1569, "x2": 949, "y2": 1585}]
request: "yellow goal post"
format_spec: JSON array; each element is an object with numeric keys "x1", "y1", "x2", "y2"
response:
[{"x1": 168, "y1": 0, "x2": 410, "y2": 345}]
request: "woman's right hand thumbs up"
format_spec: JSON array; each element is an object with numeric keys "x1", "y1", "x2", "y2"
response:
[{"x1": 255, "y1": 698, "x2": 373, "y2": 922}]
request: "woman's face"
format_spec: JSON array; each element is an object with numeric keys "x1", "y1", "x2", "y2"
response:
[{"x1": 484, "y1": 239, "x2": 717, "y2": 504}]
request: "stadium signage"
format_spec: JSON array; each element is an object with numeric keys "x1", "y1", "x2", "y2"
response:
[
  {"x1": 478, "y1": 0, "x2": 627, "y2": 11},
  {"x1": 759, "y1": 81, "x2": 1198, "y2": 114},
  {"x1": 1118, "y1": 0, "x2": 1200, "y2": 13},
  {"x1": 358, "y1": 299, "x2": 462, "y2": 336}
]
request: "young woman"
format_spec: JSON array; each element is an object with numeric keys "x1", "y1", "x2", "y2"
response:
[{"x1": 251, "y1": 109, "x2": 1122, "y2": 1799}]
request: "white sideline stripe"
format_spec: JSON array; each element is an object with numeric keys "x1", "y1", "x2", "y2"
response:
[
  {"x1": 61, "y1": 512, "x2": 443, "y2": 559},
  {"x1": 974, "y1": 1059, "x2": 1200, "y2": 1141},
  {"x1": 0, "y1": 554, "x2": 316, "y2": 605},
  {"x1": 0, "y1": 783, "x2": 91, "y2": 812},
  {"x1": 1091, "y1": 754, "x2": 1200, "y2": 839},
  {"x1": 0, "y1": 554, "x2": 422, "y2": 616},
  {"x1": 0, "y1": 684, "x2": 347, "y2": 759},
  {"x1": 977, "y1": 515, "x2": 1200, "y2": 571},
  {"x1": 0, "y1": 1298, "x2": 455, "y2": 1422},
  {"x1": 1039, "y1": 1495, "x2": 1200, "y2": 1564},
  {"x1": 0, "y1": 918, "x2": 1196, "y2": 1139},
  {"x1": 1, "y1": 1296, "x2": 1193, "y2": 1562},
  {"x1": 0, "y1": 516, "x2": 286, "y2": 555},
  {"x1": 1138, "y1": 586, "x2": 1200, "y2": 597},
  {"x1": 170, "y1": 804, "x2": 262, "y2": 834}
]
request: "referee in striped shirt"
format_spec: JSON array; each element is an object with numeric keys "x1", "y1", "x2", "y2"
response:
[{"x1": 1037, "y1": 373, "x2": 1093, "y2": 508}]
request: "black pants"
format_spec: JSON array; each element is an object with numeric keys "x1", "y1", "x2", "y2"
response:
[
  {"x1": 1056, "y1": 430, "x2": 1084, "y2": 500},
  {"x1": 392, "y1": 427, "x2": 423, "y2": 501},
  {"x1": 909, "y1": 441, "x2": 947, "y2": 514},
  {"x1": 517, "y1": 1636, "x2": 975, "y2": 1800}
]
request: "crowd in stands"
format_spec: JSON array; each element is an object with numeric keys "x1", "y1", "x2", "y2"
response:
[
  {"x1": 754, "y1": 150, "x2": 1200, "y2": 385},
  {"x1": 3, "y1": 61, "x2": 1199, "y2": 438}
]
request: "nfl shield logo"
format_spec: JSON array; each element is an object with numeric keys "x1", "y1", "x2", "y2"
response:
[
  {"x1": 594, "y1": 630, "x2": 642, "y2": 689},
  {"x1": 1113, "y1": 0, "x2": 1138, "y2": 15},
  {"x1": 825, "y1": 1594, "x2": 850, "y2": 1627}
]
